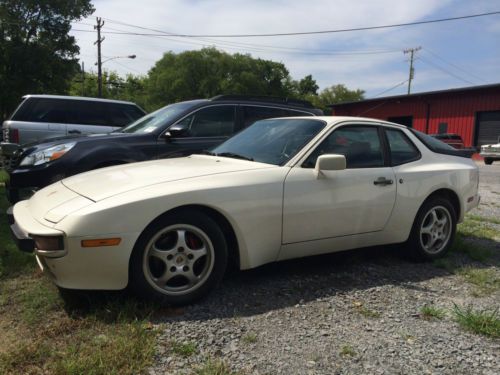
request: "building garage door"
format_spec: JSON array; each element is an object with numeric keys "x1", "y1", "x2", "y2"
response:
[{"x1": 476, "y1": 111, "x2": 500, "y2": 147}]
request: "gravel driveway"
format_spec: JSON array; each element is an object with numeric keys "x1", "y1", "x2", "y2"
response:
[{"x1": 150, "y1": 162, "x2": 500, "y2": 375}]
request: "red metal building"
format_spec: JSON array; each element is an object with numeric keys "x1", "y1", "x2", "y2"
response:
[{"x1": 330, "y1": 83, "x2": 500, "y2": 148}]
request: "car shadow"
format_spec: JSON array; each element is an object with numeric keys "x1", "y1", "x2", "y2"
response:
[{"x1": 62, "y1": 238, "x2": 499, "y2": 322}]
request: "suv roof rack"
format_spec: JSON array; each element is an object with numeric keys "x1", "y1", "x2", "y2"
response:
[{"x1": 210, "y1": 95, "x2": 314, "y2": 109}]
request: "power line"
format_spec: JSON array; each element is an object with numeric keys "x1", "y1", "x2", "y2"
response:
[
  {"x1": 418, "y1": 56, "x2": 475, "y2": 85},
  {"x1": 83, "y1": 11, "x2": 500, "y2": 38},
  {"x1": 422, "y1": 48, "x2": 487, "y2": 83},
  {"x1": 371, "y1": 79, "x2": 409, "y2": 98},
  {"x1": 101, "y1": 20, "x2": 402, "y2": 57}
]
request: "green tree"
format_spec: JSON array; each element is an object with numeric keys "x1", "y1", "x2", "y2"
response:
[
  {"x1": 146, "y1": 47, "x2": 294, "y2": 109},
  {"x1": 0, "y1": 0, "x2": 94, "y2": 118},
  {"x1": 309, "y1": 84, "x2": 365, "y2": 113}
]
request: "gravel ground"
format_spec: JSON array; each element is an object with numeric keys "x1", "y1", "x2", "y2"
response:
[{"x1": 150, "y1": 162, "x2": 500, "y2": 375}]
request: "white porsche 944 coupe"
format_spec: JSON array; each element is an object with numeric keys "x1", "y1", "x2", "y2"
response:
[{"x1": 10, "y1": 117, "x2": 480, "y2": 305}]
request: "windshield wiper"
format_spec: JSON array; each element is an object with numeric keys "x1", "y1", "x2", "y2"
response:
[
  {"x1": 196, "y1": 150, "x2": 217, "y2": 156},
  {"x1": 216, "y1": 152, "x2": 254, "y2": 161}
]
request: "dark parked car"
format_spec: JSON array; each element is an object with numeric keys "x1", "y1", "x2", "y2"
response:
[
  {"x1": 429, "y1": 133, "x2": 465, "y2": 149},
  {"x1": 2, "y1": 95, "x2": 322, "y2": 202}
]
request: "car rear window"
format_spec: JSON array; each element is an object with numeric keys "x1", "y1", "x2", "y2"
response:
[{"x1": 411, "y1": 130, "x2": 470, "y2": 158}]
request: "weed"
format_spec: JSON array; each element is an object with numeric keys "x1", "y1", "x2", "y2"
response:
[
  {"x1": 339, "y1": 345, "x2": 356, "y2": 357},
  {"x1": 450, "y1": 235, "x2": 492, "y2": 262},
  {"x1": 457, "y1": 267, "x2": 500, "y2": 296},
  {"x1": 242, "y1": 333, "x2": 258, "y2": 344},
  {"x1": 453, "y1": 305, "x2": 500, "y2": 338},
  {"x1": 457, "y1": 218, "x2": 500, "y2": 241},
  {"x1": 466, "y1": 214, "x2": 500, "y2": 225},
  {"x1": 171, "y1": 341, "x2": 197, "y2": 357},
  {"x1": 420, "y1": 305, "x2": 446, "y2": 320},
  {"x1": 352, "y1": 301, "x2": 381, "y2": 318},
  {"x1": 195, "y1": 359, "x2": 237, "y2": 375}
]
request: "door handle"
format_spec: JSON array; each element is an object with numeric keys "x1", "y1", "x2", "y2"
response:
[
  {"x1": 68, "y1": 130, "x2": 81, "y2": 134},
  {"x1": 373, "y1": 177, "x2": 394, "y2": 186}
]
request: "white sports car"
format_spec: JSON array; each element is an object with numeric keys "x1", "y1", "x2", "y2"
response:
[
  {"x1": 480, "y1": 137, "x2": 500, "y2": 165},
  {"x1": 10, "y1": 117, "x2": 480, "y2": 305}
]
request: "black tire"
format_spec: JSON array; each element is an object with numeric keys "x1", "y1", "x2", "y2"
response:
[
  {"x1": 484, "y1": 158, "x2": 493, "y2": 165},
  {"x1": 405, "y1": 197, "x2": 457, "y2": 261},
  {"x1": 129, "y1": 209, "x2": 228, "y2": 305}
]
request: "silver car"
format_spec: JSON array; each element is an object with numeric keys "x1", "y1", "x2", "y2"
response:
[{"x1": 2, "y1": 95, "x2": 145, "y2": 145}]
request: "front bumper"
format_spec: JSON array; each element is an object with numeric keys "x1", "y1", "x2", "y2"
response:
[
  {"x1": 479, "y1": 152, "x2": 500, "y2": 159},
  {"x1": 9, "y1": 201, "x2": 139, "y2": 290}
]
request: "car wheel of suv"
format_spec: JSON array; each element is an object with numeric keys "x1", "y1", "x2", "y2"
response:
[
  {"x1": 130, "y1": 209, "x2": 228, "y2": 305},
  {"x1": 406, "y1": 197, "x2": 456, "y2": 261},
  {"x1": 484, "y1": 158, "x2": 493, "y2": 165}
]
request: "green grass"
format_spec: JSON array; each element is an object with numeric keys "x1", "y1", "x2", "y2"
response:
[
  {"x1": 457, "y1": 267, "x2": 500, "y2": 296},
  {"x1": 420, "y1": 305, "x2": 446, "y2": 320},
  {"x1": 453, "y1": 305, "x2": 500, "y2": 338},
  {"x1": 0, "y1": 182, "x2": 159, "y2": 374},
  {"x1": 241, "y1": 332, "x2": 258, "y2": 344},
  {"x1": 457, "y1": 217, "x2": 500, "y2": 241},
  {"x1": 450, "y1": 234, "x2": 492, "y2": 262},
  {"x1": 170, "y1": 341, "x2": 197, "y2": 357},
  {"x1": 352, "y1": 302, "x2": 381, "y2": 318},
  {"x1": 339, "y1": 345, "x2": 356, "y2": 357},
  {"x1": 194, "y1": 359, "x2": 237, "y2": 375},
  {"x1": 466, "y1": 214, "x2": 500, "y2": 225}
]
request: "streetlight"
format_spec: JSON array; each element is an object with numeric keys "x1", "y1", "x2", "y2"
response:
[{"x1": 95, "y1": 55, "x2": 136, "y2": 97}]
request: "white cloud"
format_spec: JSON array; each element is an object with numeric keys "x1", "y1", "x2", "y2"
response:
[{"x1": 72, "y1": 0, "x2": 499, "y2": 97}]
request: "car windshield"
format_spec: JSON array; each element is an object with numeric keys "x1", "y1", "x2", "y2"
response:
[
  {"x1": 211, "y1": 118, "x2": 326, "y2": 166},
  {"x1": 120, "y1": 100, "x2": 205, "y2": 134}
]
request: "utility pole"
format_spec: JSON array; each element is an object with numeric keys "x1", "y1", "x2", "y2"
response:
[
  {"x1": 403, "y1": 46, "x2": 421, "y2": 95},
  {"x1": 81, "y1": 62, "x2": 85, "y2": 96},
  {"x1": 94, "y1": 17, "x2": 105, "y2": 97}
]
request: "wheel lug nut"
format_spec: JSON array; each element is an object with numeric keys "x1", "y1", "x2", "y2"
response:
[
  {"x1": 183, "y1": 266, "x2": 189, "y2": 272},
  {"x1": 167, "y1": 255, "x2": 173, "y2": 260},
  {"x1": 188, "y1": 254, "x2": 194, "y2": 260},
  {"x1": 170, "y1": 266, "x2": 176, "y2": 272}
]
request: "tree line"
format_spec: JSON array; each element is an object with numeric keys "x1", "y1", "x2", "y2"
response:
[{"x1": 1, "y1": 1, "x2": 364, "y2": 118}]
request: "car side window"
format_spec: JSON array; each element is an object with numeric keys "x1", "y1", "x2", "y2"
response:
[
  {"x1": 67, "y1": 101, "x2": 108, "y2": 126},
  {"x1": 108, "y1": 104, "x2": 144, "y2": 127},
  {"x1": 178, "y1": 106, "x2": 236, "y2": 137},
  {"x1": 385, "y1": 129, "x2": 421, "y2": 166},
  {"x1": 242, "y1": 106, "x2": 287, "y2": 128},
  {"x1": 16, "y1": 98, "x2": 68, "y2": 123},
  {"x1": 303, "y1": 126, "x2": 384, "y2": 169}
]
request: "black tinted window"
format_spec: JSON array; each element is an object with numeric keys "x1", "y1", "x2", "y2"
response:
[
  {"x1": 386, "y1": 129, "x2": 420, "y2": 166},
  {"x1": 108, "y1": 104, "x2": 144, "y2": 127},
  {"x1": 67, "y1": 101, "x2": 108, "y2": 126},
  {"x1": 304, "y1": 126, "x2": 384, "y2": 168},
  {"x1": 13, "y1": 98, "x2": 68, "y2": 123},
  {"x1": 179, "y1": 106, "x2": 235, "y2": 137},
  {"x1": 242, "y1": 106, "x2": 287, "y2": 128}
]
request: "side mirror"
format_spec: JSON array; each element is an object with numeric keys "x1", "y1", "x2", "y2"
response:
[
  {"x1": 315, "y1": 154, "x2": 346, "y2": 178},
  {"x1": 164, "y1": 123, "x2": 189, "y2": 139}
]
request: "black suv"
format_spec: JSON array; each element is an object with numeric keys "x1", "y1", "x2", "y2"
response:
[{"x1": 3, "y1": 95, "x2": 322, "y2": 202}]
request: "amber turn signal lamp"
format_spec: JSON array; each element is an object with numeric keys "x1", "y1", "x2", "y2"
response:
[{"x1": 81, "y1": 238, "x2": 121, "y2": 247}]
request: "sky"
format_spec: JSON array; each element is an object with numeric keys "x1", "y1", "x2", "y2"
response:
[{"x1": 70, "y1": 0, "x2": 500, "y2": 98}]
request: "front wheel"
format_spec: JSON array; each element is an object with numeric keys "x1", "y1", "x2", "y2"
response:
[
  {"x1": 129, "y1": 210, "x2": 228, "y2": 305},
  {"x1": 406, "y1": 197, "x2": 457, "y2": 261},
  {"x1": 484, "y1": 158, "x2": 493, "y2": 165}
]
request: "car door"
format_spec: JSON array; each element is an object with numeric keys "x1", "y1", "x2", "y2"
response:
[
  {"x1": 66, "y1": 100, "x2": 113, "y2": 136},
  {"x1": 157, "y1": 105, "x2": 237, "y2": 158},
  {"x1": 282, "y1": 124, "x2": 396, "y2": 244}
]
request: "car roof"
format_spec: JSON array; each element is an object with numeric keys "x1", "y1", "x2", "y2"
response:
[
  {"x1": 22, "y1": 94, "x2": 139, "y2": 106},
  {"x1": 264, "y1": 116, "x2": 408, "y2": 128}
]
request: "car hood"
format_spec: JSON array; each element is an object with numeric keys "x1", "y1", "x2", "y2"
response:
[
  {"x1": 18, "y1": 132, "x2": 138, "y2": 154},
  {"x1": 61, "y1": 155, "x2": 275, "y2": 202}
]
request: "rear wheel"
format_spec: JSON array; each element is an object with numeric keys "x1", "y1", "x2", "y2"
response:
[
  {"x1": 129, "y1": 210, "x2": 228, "y2": 305},
  {"x1": 484, "y1": 158, "x2": 493, "y2": 165},
  {"x1": 406, "y1": 197, "x2": 456, "y2": 260}
]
